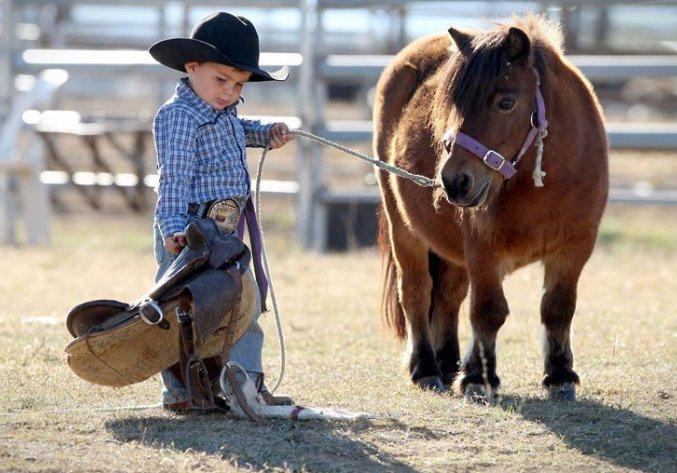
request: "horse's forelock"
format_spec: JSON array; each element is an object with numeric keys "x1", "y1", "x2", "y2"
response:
[
  {"x1": 439, "y1": 15, "x2": 560, "y2": 120},
  {"x1": 431, "y1": 15, "x2": 560, "y2": 142},
  {"x1": 458, "y1": 42, "x2": 506, "y2": 114},
  {"x1": 444, "y1": 27, "x2": 514, "y2": 117}
]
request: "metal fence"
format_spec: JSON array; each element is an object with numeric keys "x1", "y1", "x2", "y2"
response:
[{"x1": 1, "y1": 0, "x2": 676, "y2": 248}]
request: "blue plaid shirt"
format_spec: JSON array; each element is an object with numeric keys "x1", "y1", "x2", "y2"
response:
[{"x1": 153, "y1": 77, "x2": 272, "y2": 239}]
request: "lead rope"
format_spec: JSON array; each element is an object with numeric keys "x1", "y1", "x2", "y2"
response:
[
  {"x1": 290, "y1": 130, "x2": 440, "y2": 188},
  {"x1": 253, "y1": 143, "x2": 285, "y2": 394},
  {"x1": 254, "y1": 129, "x2": 439, "y2": 394}
]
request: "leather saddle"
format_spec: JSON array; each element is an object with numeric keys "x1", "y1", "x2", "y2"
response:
[{"x1": 65, "y1": 218, "x2": 256, "y2": 404}]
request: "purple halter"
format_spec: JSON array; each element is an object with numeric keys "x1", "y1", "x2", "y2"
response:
[{"x1": 442, "y1": 67, "x2": 548, "y2": 180}]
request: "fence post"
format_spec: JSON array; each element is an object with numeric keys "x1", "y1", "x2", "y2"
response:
[
  {"x1": 298, "y1": 0, "x2": 320, "y2": 249},
  {"x1": 1, "y1": 0, "x2": 14, "y2": 112}
]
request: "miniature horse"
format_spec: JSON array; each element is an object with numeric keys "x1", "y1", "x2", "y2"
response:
[{"x1": 374, "y1": 16, "x2": 608, "y2": 400}]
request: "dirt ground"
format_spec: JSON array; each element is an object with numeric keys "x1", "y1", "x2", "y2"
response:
[{"x1": 0, "y1": 204, "x2": 675, "y2": 472}]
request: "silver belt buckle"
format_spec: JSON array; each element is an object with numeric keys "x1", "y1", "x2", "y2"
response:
[{"x1": 206, "y1": 199, "x2": 241, "y2": 234}]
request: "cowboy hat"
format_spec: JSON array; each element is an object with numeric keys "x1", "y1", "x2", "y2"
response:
[{"x1": 149, "y1": 12, "x2": 289, "y2": 82}]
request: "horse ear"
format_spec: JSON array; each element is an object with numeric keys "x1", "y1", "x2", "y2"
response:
[
  {"x1": 504, "y1": 27, "x2": 531, "y2": 63},
  {"x1": 448, "y1": 27, "x2": 473, "y2": 55}
]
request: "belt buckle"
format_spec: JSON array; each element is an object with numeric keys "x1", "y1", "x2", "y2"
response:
[
  {"x1": 483, "y1": 150, "x2": 506, "y2": 171},
  {"x1": 206, "y1": 199, "x2": 241, "y2": 234}
]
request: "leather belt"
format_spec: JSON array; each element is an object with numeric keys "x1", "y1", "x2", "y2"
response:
[{"x1": 187, "y1": 201, "x2": 212, "y2": 218}]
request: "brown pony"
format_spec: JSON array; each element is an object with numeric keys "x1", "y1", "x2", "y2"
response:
[{"x1": 374, "y1": 15, "x2": 608, "y2": 400}]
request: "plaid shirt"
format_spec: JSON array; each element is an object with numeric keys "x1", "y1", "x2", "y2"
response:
[{"x1": 153, "y1": 77, "x2": 272, "y2": 239}]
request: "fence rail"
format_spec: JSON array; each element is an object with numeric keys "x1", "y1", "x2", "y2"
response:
[
  {"x1": 319, "y1": 121, "x2": 677, "y2": 151},
  {"x1": 320, "y1": 185, "x2": 677, "y2": 206},
  {"x1": 15, "y1": 50, "x2": 303, "y2": 77},
  {"x1": 320, "y1": 54, "x2": 677, "y2": 82}
]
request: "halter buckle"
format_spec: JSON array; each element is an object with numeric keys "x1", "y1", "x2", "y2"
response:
[
  {"x1": 483, "y1": 150, "x2": 506, "y2": 171},
  {"x1": 530, "y1": 110, "x2": 538, "y2": 128}
]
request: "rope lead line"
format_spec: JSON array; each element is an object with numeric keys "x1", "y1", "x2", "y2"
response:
[
  {"x1": 289, "y1": 130, "x2": 440, "y2": 188},
  {"x1": 255, "y1": 129, "x2": 441, "y2": 394},
  {"x1": 253, "y1": 143, "x2": 285, "y2": 394}
]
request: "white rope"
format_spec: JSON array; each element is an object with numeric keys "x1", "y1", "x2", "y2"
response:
[
  {"x1": 253, "y1": 143, "x2": 285, "y2": 394},
  {"x1": 255, "y1": 129, "x2": 442, "y2": 394},
  {"x1": 289, "y1": 130, "x2": 439, "y2": 188}
]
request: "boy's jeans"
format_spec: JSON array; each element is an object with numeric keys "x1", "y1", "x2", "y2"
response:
[{"x1": 153, "y1": 219, "x2": 263, "y2": 405}]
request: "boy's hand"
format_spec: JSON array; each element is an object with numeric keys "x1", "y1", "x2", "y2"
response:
[
  {"x1": 268, "y1": 122, "x2": 294, "y2": 149},
  {"x1": 163, "y1": 233, "x2": 186, "y2": 255}
]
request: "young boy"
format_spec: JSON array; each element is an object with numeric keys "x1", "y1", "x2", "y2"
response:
[{"x1": 149, "y1": 12, "x2": 293, "y2": 411}]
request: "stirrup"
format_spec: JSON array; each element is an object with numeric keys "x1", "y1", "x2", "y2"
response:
[
  {"x1": 183, "y1": 355, "x2": 216, "y2": 411},
  {"x1": 219, "y1": 362, "x2": 262, "y2": 422},
  {"x1": 138, "y1": 299, "x2": 164, "y2": 326}
]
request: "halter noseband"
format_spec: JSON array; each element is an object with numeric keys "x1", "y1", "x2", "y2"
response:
[{"x1": 442, "y1": 67, "x2": 548, "y2": 182}]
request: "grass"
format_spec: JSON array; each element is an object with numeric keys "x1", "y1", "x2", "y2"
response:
[
  {"x1": 1, "y1": 204, "x2": 675, "y2": 472},
  {"x1": 599, "y1": 206, "x2": 677, "y2": 251}
]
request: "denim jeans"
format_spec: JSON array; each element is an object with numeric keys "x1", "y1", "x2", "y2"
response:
[{"x1": 153, "y1": 217, "x2": 263, "y2": 404}]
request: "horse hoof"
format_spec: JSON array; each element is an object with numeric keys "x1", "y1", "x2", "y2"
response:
[
  {"x1": 549, "y1": 383, "x2": 576, "y2": 401},
  {"x1": 415, "y1": 376, "x2": 447, "y2": 392},
  {"x1": 464, "y1": 383, "x2": 496, "y2": 403},
  {"x1": 441, "y1": 371, "x2": 460, "y2": 387}
]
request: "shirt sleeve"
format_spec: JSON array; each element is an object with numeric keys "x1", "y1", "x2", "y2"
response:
[
  {"x1": 153, "y1": 108, "x2": 198, "y2": 239},
  {"x1": 239, "y1": 118, "x2": 273, "y2": 148}
]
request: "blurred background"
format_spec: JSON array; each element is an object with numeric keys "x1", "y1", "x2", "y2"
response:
[{"x1": 0, "y1": 0, "x2": 676, "y2": 251}]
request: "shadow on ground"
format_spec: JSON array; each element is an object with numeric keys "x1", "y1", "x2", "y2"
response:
[
  {"x1": 498, "y1": 395, "x2": 677, "y2": 473},
  {"x1": 106, "y1": 415, "x2": 422, "y2": 472}
]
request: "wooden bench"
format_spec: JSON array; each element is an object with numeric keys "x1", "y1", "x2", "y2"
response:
[{"x1": 31, "y1": 111, "x2": 152, "y2": 211}]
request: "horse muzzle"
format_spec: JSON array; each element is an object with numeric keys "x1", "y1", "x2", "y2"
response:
[{"x1": 440, "y1": 171, "x2": 491, "y2": 207}]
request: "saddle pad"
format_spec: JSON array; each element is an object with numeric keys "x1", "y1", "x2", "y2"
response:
[{"x1": 65, "y1": 270, "x2": 256, "y2": 387}]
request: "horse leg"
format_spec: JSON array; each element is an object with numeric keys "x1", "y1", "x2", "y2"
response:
[
  {"x1": 541, "y1": 246, "x2": 592, "y2": 401},
  {"x1": 429, "y1": 253, "x2": 469, "y2": 386},
  {"x1": 459, "y1": 259, "x2": 508, "y2": 400},
  {"x1": 390, "y1": 220, "x2": 445, "y2": 391}
]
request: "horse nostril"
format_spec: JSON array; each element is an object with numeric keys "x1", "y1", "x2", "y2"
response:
[
  {"x1": 450, "y1": 173, "x2": 473, "y2": 199},
  {"x1": 443, "y1": 173, "x2": 474, "y2": 200},
  {"x1": 441, "y1": 174, "x2": 454, "y2": 193},
  {"x1": 456, "y1": 174, "x2": 472, "y2": 196}
]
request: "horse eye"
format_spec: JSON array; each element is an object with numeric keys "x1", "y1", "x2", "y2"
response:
[{"x1": 498, "y1": 97, "x2": 516, "y2": 111}]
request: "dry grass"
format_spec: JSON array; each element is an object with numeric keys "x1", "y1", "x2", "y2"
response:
[{"x1": 1, "y1": 204, "x2": 676, "y2": 472}]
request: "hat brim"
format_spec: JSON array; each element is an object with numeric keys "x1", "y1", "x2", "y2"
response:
[{"x1": 149, "y1": 38, "x2": 289, "y2": 82}]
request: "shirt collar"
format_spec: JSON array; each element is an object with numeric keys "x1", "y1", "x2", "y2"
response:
[{"x1": 175, "y1": 78, "x2": 244, "y2": 121}]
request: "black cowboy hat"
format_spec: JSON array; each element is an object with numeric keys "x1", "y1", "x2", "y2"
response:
[{"x1": 149, "y1": 12, "x2": 289, "y2": 82}]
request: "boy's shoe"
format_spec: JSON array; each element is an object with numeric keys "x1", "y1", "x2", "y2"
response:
[
  {"x1": 252, "y1": 373, "x2": 294, "y2": 406},
  {"x1": 260, "y1": 390, "x2": 294, "y2": 406},
  {"x1": 163, "y1": 374, "x2": 293, "y2": 412},
  {"x1": 163, "y1": 400, "x2": 190, "y2": 413}
]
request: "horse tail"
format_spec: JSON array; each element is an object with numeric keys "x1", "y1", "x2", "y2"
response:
[{"x1": 378, "y1": 206, "x2": 406, "y2": 340}]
